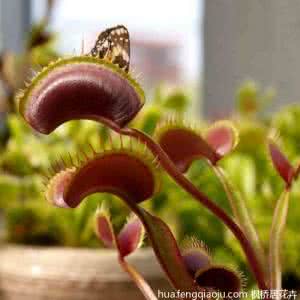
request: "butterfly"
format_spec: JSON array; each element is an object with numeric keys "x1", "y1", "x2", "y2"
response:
[{"x1": 90, "y1": 25, "x2": 130, "y2": 72}]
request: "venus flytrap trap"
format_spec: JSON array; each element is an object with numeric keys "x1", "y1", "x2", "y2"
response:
[
  {"x1": 18, "y1": 56, "x2": 145, "y2": 133},
  {"x1": 95, "y1": 201, "x2": 116, "y2": 248},
  {"x1": 117, "y1": 214, "x2": 145, "y2": 258},
  {"x1": 17, "y1": 24, "x2": 299, "y2": 299},
  {"x1": 180, "y1": 237, "x2": 212, "y2": 277}
]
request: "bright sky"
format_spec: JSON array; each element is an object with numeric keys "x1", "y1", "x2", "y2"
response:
[{"x1": 33, "y1": 0, "x2": 203, "y2": 81}]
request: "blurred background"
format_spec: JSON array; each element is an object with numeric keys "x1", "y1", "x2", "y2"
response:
[
  {"x1": 1, "y1": 1, "x2": 300, "y2": 116},
  {"x1": 1, "y1": 0, "x2": 300, "y2": 299},
  {"x1": 0, "y1": 0, "x2": 201, "y2": 100}
]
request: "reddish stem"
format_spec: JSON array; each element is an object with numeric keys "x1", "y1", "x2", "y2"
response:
[{"x1": 117, "y1": 126, "x2": 268, "y2": 291}]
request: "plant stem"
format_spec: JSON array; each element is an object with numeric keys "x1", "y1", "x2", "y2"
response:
[
  {"x1": 212, "y1": 164, "x2": 267, "y2": 276},
  {"x1": 269, "y1": 188, "x2": 290, "y2": 293},
  {"x1": 118, "y1": 256, "x2": 158, "y2": 300},
  {"x1": 118, "y1": 126, "x2": 268, "y2": 291}
]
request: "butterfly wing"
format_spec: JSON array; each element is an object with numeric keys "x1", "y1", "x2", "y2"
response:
[
  {"x1": 90, "y1": 25, "x2": 130, "y2": 72},
  {"x1": 110, "y1": 25, "x2": 130, "y2": 72},
  {"x1": 90, "y1": 29, "x2": 111, "y2": 58}
]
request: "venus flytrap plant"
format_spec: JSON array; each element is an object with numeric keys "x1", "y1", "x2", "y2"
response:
[
  {"x1": 181, "y1": 237, "x2": 244, "y2": 300},
  {"x1": 94, "y1": 202, "x2": 158, "y2": 300},
  {"x1": 267, "y1": 135, "x2": 296, "y2": 294},
  {"x1": 18, "y1": 51, "x2": 273, "y2": 295},
  {"x1": 96, "y1": 199, "x2": 243, "y2": 300},
  {"x1": 155, "y1": 118, "x2": 266, "y2": 278}
]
